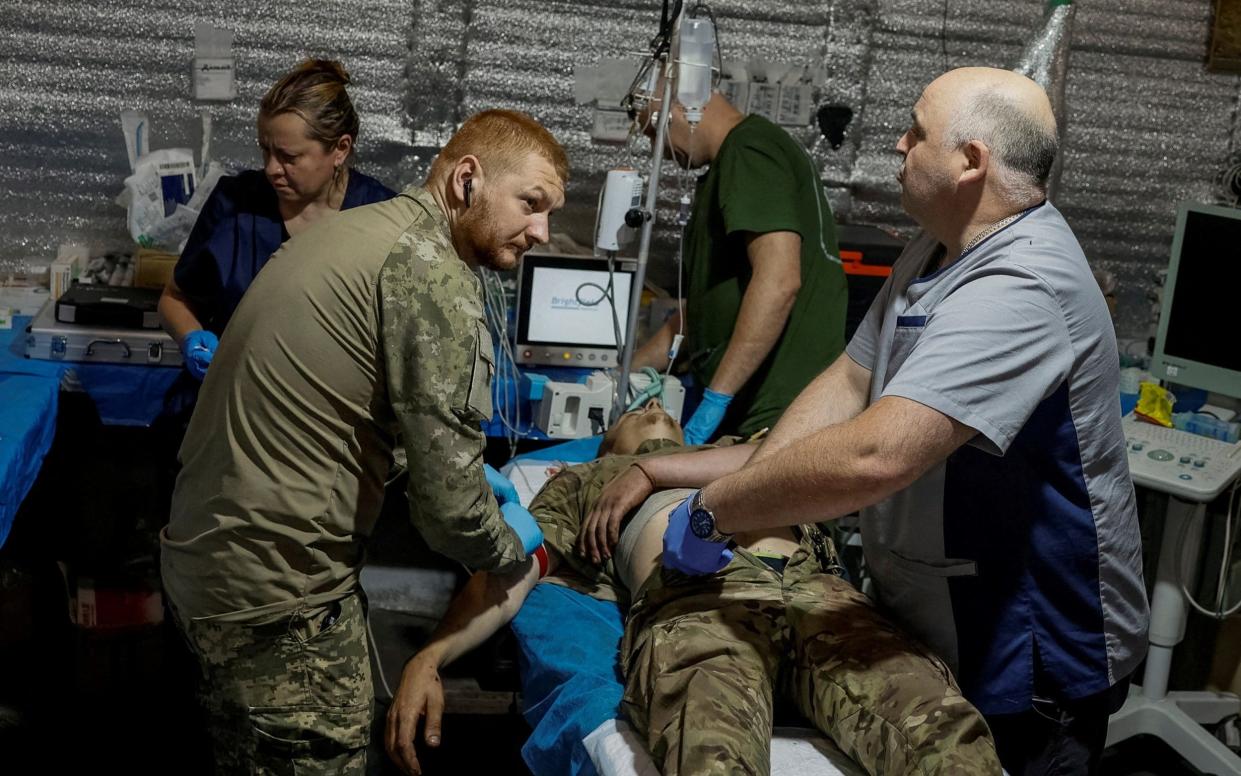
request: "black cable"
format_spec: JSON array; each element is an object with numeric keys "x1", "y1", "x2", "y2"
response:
[
  {"x1": 652, "y1": 0, "x2": 683, "y2": 59},
  {"x1": 573, "y1": 254, "x2": 625, "y2": 356},
  {"x1": 575, "y1": 282, "x2": 610, "y2": 307},
  {"x1": 624, "y1": 0, "x2": 683, "y2": 117},
  {"x1": 940, "y1": 0, "x2": 950, "y2": 73},
  {"x1": 606, "y1": 253, "x2": 624, "y2": 355}
]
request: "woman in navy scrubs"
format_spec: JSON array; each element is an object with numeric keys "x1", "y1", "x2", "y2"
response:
[{"x1": 159, "y1": 58, "x2": 396, "y2": 384}]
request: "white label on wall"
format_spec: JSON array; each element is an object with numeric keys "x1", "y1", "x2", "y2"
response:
[
  {"x1": 747, "y1": 83, "x2": 781, "y2": 121},
  {"x1": 777, "y1": 83, "x2": 814, "y2": 126},
  {"x1": 719, "y1": 79, "x2": 749, "y2": 111},
  {"x1": 592, "y1": 108, "x2": 632, "y2": 143},
  {"x1": 194, "y1": 57, "x2": 236, "y2": 101}
]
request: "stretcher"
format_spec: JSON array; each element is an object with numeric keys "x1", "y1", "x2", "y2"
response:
[
  {"x1": 583, "y1": 720, "x2": 865, "y2": 776},
  {"x1": 502, "y1": 441, "x2": 867, "y2": 776}
]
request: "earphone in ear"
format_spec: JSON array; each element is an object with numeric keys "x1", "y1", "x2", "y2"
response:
[{"x1": 464, "y1": 179, "x2": 473, "y2": 207}]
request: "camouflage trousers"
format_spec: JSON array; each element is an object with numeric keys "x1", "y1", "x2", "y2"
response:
[
  {"x1": 620, "y1": 544, "x2": 1001, "y2": 776},
  {"x1": 172, "y1": 593, "x2": 373, "y2": 775}
]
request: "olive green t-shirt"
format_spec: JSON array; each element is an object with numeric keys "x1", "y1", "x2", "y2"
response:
[{"x1": 685, "y1": 114, "x2": 848, "y2": 436}]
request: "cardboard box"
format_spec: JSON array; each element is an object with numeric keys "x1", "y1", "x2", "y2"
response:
[
  {"x1": 134, "y1": 248, "x2": 178, "y2": 291},
  {"x1": 49, "y1": 258, "x2": 81, "y2": 301},
  {"x1": 49, "y1": 243, "x2": 89, "y2": 301}
]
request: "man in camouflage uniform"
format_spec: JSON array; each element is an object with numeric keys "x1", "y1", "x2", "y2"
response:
[
  {"x1": 391, "y1": 410, "x2": 1000, "y2": 776},
  {"x1": 161, "y1": 109, "x2": 567, "y2": 773}
]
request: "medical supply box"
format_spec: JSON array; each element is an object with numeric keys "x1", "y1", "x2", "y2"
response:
[
  {"x1": 133, "y1": 249, "x2": 179, "y2": 291},
  {"x1": 25, "y1": 299, "x2": 182, "y2": 367},
  {"x1": 55, "y1": 284, "x2": 162, "y2": 330}
]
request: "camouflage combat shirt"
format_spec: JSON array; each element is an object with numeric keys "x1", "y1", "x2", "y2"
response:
[{"x1": 161, "y1": 186, "x2": 524, "y2": 623}]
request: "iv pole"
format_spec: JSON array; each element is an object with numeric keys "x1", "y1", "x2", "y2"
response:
[{"x1": 613, "y1": 67, "x2": 675, "y2": 422}]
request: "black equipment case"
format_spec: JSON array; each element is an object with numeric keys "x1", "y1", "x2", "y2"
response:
[{"x1": 54, "y1": 284, "x2": 162, "y2": 330}]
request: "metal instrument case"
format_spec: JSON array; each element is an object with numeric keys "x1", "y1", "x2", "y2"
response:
[{"x1": 25, "y1": 299, "x2": 182, "y2": 367}]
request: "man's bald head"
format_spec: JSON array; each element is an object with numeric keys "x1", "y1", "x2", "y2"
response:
[{"x1": 930, "y1": 67, "x2": 1059, "y2": 203}]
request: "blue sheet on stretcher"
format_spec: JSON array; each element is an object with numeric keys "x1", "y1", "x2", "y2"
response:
[
  {"x1": 512, "y1": 584, "x2": 626, "y2": 776},
  {"x1": 507, "y1": 435, "x2": 620, "y2": 776}
]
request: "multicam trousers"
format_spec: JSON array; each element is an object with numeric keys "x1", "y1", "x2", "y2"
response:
[
  {"x1": 620, "y1": 543, "x2": 1001, "y2": 776},
  {"x1": 172, "y1": 593, "x2": 373, "y2": 775}
]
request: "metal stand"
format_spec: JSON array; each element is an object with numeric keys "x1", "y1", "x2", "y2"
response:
[
  {"x1": 1107, "y1": 496, "x2": 1241, "y2": 775},
  {"x1": 614, "y1": 69, "x2": 675, "y2": 422}
]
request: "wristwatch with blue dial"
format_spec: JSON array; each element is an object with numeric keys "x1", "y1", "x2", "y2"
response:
[{"x1": 689, "y1": 490, "x2": 732, "y2": 544}]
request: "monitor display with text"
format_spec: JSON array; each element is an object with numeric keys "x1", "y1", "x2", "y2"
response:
[{"x1": 516, "y1": 254, "x2": 635, "y2": 367}]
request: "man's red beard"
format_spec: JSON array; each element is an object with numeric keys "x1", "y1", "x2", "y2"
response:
[{"x1": 460, "y1": 195, "x2": 525, "y2": 271}]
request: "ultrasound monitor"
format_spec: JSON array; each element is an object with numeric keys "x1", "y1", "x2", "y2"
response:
[{"x1": 1151, "y1": 202, "x2": 1241, "y2": 399}]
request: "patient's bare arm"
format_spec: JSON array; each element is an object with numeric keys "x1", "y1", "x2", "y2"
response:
[
  {"x1": 578, "y1": 444, "x2": 758, "y2": 563},
  {"x1": 386, "y1": 557, "x2": 549, "y2": 775},
  {"x1": 640, "y1": 443, "x2": 759, "y2": 486}
]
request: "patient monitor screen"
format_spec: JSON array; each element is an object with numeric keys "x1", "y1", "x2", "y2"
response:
[
  {"x1": 525, "y1": 265, "x2": 633, "y2": 346},
  {"x1": 1164, "y1": 210, "x2": 1241, "y2": 372}
]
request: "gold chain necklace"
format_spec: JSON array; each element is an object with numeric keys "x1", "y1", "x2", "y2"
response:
[{"x1": 961, "y1": 212, "x2": 1021, "y2": 256}]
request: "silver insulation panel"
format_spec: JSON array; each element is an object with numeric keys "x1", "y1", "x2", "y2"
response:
[{"x1": 1, "y1": 0, "x2": 1238, "y2": 338}]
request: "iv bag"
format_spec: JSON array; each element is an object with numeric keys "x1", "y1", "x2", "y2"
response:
[{"x1": 675, "y1": 15, "x2": 715, "y2": 123}]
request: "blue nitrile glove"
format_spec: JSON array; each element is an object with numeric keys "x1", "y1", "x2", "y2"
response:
[
  {"x1": 501, "y1": 501, "x2": 544, "y2": 555},
  {"x1": 182, "y1": 329, "x2": 219, "y2": 382},
  {"x1": 662, "y1": 492, "x2": 733, "y2": 575},
  {"x1": 485, "y1": 463, "x2": 520, "y2": 506},
  {"x1": 682, "y1": 388, "x2": 733, "y2": 445}
]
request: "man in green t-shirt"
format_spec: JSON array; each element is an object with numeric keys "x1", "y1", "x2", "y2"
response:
[{"x1": 632, "y1": 89, "x2": 848, "y2": 442}]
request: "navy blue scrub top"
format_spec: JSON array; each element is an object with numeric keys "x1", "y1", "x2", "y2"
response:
[{"x1": 174, "y1": 168, "x2": 396, "y2": 336}]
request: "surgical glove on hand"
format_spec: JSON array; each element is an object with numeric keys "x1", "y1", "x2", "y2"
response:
[
  {"x1": 501, "y1": 501, "x2": 544, "y2": 555},
  {"x1": 662, "y1": 493, "x2": 733, "y2": 575},
  {"x1": 485, "y1": 463, "x2": 519, "y2": 506},
  {"x1": 183, "y1": 329, "x2": 219, "y2": 382},
  {"x1": 682, "y1": 389, "x2": 733, "y2": 445}
]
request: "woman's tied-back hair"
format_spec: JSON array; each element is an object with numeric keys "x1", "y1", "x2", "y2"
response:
[
  {"x1": 429, "y1": 109, "x2": 570, "y2": 186},
  {"x1": 260, "y1": 58, "x2": 361, "y2": 156}
]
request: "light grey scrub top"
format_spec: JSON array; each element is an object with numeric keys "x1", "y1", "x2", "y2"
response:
[{"x1": 846, "y1": 202, "x2": 1148, "y2": 715}]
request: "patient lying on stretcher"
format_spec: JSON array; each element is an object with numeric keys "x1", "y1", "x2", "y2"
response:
[{"x1": 385, "y1": 402, "x2": 1001, "y2": 776}]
